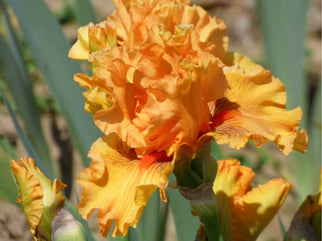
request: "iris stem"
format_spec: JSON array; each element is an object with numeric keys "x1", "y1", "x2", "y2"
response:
[
  {"x1": 174, "y1": 160, "x2": 203, "y2": 189},
  {"x1": 202, "y1": 215, "x2": 223, "y2": 241}
]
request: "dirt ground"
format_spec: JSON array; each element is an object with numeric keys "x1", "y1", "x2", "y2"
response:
[{"x1": 0, "y1": 0, "x2": 320, "y2": 240}]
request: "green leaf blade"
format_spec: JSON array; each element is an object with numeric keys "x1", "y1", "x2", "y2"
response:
[
  {"x1": 257, "y1": 0, "x2": 317, "y2": 201},
  {"x1": 6, "y1": 0, "x2": 101, "y2": 166},
  {"x1": 0, "y1": 33, "x2": 55, "y2": 178},
  {"x1": 257, "y1": 0, "x2": 309, "y2": 117},
  {"x1": 167, "y1": 174, "x2": 199, "y2": 241},
  {"x1": 0, "y1": 88, "x2": 49, "y2": 177},
  {"x1": 74, "y1": 0, "x2": 97, "y2": 26},
  {"x1": 0, "y1": 137, "x2": 18, "y2": 205}
]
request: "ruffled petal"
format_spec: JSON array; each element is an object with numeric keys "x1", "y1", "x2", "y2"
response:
[
  {"x1": 69, "y1": 0, "x2": 229, "y2": 157},
  {"x1": 74, "y1": 74, "x2": 114, "y2": 115},
  {"x1": 210, "y1": 53, "x2": 308, "y2": 155},
  {"x1": 88, "y1": 25, "x2": 117, "y2": 52},
  {"x1": 76, "y1": 133, "x2": 174, "y2": 237},
  {"x1": 69, "y1": 23, "x2": 118, "y2": 60},
  {"x1": 133, "y1": 55, "x2": 227, "y2": 156},
  {"x1": 213, "y1": 159, "x2": 292, "y2": 241},
  {"x1": 68, "y1": 24, "x2": 92, "y2": 60},
  {"x1": 87, "y1": 42, "x2": 227, "y2": 156},
  {"x1": 9, "y1": 158, "x2": 66, "y2": 240},
  {"x1": 146, "y1": 3, "x2": 228, "y2": 58}
]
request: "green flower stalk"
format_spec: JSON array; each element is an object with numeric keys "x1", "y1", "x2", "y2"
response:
[{"x1": 174, "y1": 142, "x2": 222, "y2": 241}]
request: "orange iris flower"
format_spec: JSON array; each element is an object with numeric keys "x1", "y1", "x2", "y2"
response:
[{"x1": 69, "y1": 0, "x2": 308, "y2": 237}]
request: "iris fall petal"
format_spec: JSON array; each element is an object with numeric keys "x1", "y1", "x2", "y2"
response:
[
  {"x1": 209, "y1": 53, "x2": 308, "y2": 155},
  {"x1": 76, "y1": 133, "x2": 174, "y2": 237}
]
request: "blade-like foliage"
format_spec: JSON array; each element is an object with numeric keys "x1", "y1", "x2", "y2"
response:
[
  {"x1": 257, "y1": 0, "x2": 309, "y2": 117},
  {"x1": 210, "y1": 140, "x2": 224, "y2": 161},
  {"x1": 108, "y1": 229, "x2": 131, "y2": 241},
  {"x1": 256, "y1": 0, "x2": 317, "y2": 201},
  {"x1": 0, "y1": 88, "x2": 49, "y2": 205},
  {"x1": 0, "y1": 0, "x2": 28, "y2": 84},
  {"x1": 168, "y1": 174, "x2": 199, "y2": 241},
  {"x1": 136, "y1": 191, "x2": 168, "y2": 241},
  {"x1": 6, "y1": 0, "x2": 101, "y2": 167},
  {"x1": 74, "y1": 0, "x2": 97, "y2": 26},
  {"x1": 277, "y1": 215, "x2": 286, "y2": 237},
  {"x1": 0, "y1": 32, "x2": 55, "y2": 178},
  {"x1": 0, "y1": 137, "x2": 18, "y2": 205},
  {"x1": 136, "y1": 191, "x2": 161, "y2": 241},
  {"x1": 308, "y1": 87, "x2": 321, "y2": 192},
  {"x1": 0, "y1": 88, "x2": 48, "y2": 177},
  {"x1": 0, "y1": 155, "x2": 18, "y2": 204}
]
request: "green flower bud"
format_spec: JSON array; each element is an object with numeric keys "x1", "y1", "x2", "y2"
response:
[{"x1": 51, "y1": 208, "x2": 87, "y2": 241}]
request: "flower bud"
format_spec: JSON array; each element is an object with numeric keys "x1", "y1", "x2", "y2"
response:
[
  {"x1": 10, "y1": 158, "x2": 66, "y2": 241},
  {"x1": 51, "y1": 208, "x2": 86, "y2": 241}
]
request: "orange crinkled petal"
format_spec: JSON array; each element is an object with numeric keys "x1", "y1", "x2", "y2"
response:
[
  {"x1": 213, "y1": 159, "x2": 292, "y2": 241},
  {"x1": 69, "y1": 0, "x2": 227, "y2": 60},
  {"x1": 76, "y1": 133, "x2": 174, "y2": 237},
  {"x1": 109, "y1": 0, "x2": 227, "y2": 52},
  {"x1": 210, "y1": 53, "x2": 308, "y2": 155},
  {"x1": 83, "y1": 42, "x2": 227, "y2": 156},
  {"x1": 69, "y1": 0, "x2": 229, "y2": 157}
]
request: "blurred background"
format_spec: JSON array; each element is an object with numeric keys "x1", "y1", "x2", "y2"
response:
[{"x1": 0, "y1": 0, "x2": 320, "y2": 240}]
